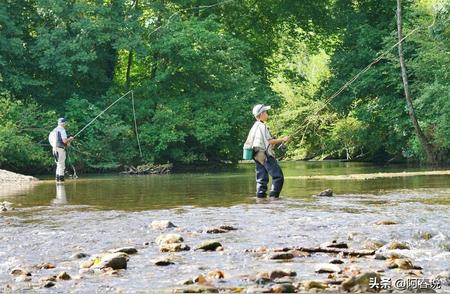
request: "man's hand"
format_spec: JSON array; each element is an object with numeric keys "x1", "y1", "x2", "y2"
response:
[{"x1": 281, "y1": 136, "x2": 289, "y2": 143}]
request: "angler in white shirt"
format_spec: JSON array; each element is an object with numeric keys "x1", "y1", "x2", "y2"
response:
[
  {"x1": 48, "y1": 118, "x2": 74, "y2": 183},
  {"x1": 244, "y1": 104, "x2": 289, "y2": 198}
]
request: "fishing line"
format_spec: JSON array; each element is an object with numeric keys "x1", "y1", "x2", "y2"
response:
[
  {"x1": 67, "y1": 90, "x2": 143, "y2": 177},
  {"x1": 290, "y1": 15, "x2": 438, "y2": 146}
]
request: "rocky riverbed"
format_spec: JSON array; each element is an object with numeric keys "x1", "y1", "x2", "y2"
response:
[{"x1": 1, "y1": 187, "x2": 449, "y2": 293}]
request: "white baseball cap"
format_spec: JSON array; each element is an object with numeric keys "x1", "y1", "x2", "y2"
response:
[{"x1": 252, "y1": 104, "x2": 271, "y2": 117}]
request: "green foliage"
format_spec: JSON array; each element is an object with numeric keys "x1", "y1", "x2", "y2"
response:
[
  {"x1": 0, "y1": 0, "x2": 448, "y2": 174},
  {"x1": 0, "y1": 94, "x2": 55, "y2": 172}
]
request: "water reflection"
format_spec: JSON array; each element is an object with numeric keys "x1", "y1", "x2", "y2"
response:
[{"x1": 52, "y1": 184, "x2": 67, "y2": 205}]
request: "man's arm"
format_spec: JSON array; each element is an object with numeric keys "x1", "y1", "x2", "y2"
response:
[{"x1": 268, "y1": 136, "x2": 289, "y2": 145}]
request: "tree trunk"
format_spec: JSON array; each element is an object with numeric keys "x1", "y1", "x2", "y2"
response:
[
  {"x1": 396, "y1": 0, "x2": 435, "y2": 164},
  {"x1": 125, "y1": 0, "x2": 139, "y2": 90},
  {"x1": 125, "y1": 50, "x2": 133, "y2": 90}
]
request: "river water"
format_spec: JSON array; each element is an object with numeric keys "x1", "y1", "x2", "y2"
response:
[{"x1": 0, "y1": 162, "x2": 449, "y2": 293}]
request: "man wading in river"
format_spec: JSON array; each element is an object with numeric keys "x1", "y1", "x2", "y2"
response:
[
  {"x1": 49, "y1": 118, "x2": 74, "y2": 183},
  {"x1": 244, "y1": 104, "x2": 289, "y2": 198}
]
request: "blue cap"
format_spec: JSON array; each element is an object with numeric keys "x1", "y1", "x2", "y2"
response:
[{"x1": 58, "y1": 117, "x2": 66, "y2": 124}]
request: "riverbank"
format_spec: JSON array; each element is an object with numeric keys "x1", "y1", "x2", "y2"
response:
[{"x1": 0, "y1": 169, "x2": 38, "y2": 184}]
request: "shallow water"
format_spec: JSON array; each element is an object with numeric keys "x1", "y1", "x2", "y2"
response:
[{"x1": 1, "y1": 162, "x2": 449, "y2": 292}]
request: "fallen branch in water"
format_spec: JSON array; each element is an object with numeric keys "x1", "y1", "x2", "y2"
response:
[
  {"x1": 274, "y1": 246, "x2": 375, "y2": 257},
  {"x1": 121, "y1": 163, "x2": 173, "y2": 175}
]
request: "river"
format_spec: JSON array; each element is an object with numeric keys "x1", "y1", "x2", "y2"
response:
[{"x1": 1, "y1": 161, "x2": 449, "y2": 292}]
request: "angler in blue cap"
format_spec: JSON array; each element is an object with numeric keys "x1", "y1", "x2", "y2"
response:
[{"x1": 48, "y1": 118, "x2": 74, "y2": 182}]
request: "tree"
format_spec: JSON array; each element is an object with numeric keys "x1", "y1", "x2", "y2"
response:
[{"x1": 396, "y1": 0, "x2": 436, "y2": 163}]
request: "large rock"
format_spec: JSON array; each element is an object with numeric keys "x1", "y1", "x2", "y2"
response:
[
  {"x1": 150, "y1": 220, "x2": 177, "y2": 230},
  {"x1": 341, "y1": 272, "x2": 381, "y2": 292},
  {"x1": 91, "y1": 252, "x2": 129, "y2": 270},
  {"x1": 156, "y1": 234, "x2": 184, "y2": 245},
  {"x1": 195, "y1": 240, "x2": 222, "y2": 251}
]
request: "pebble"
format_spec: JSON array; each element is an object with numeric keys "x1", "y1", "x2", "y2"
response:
[
  {"x1": 329, "y1": 259, "x2": 344, "y2": 264},
  {"x1": 341, "y1": 271, "x2": 381, "y2": 292},
  {"x1": 150, "y1": 220, "x2": 177, "y2": 230},
  {"x1": 302, "y1": 280, "x2": 328, "y2": 290},
  {"x1": 91, "y1": 252, "x2": 129, "y2": 270},
  {"x1": 270, "y1": 283, "x2": 296, "y2": 293},
  {"x1": 10, "y1": 268, "x2": 31, "y2": 276},
  {"x1": 321, "y1": 240, "x2": 348, "y2": 249}
]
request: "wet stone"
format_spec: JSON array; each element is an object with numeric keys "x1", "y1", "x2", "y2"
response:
[
  {"x1": 195, "y1": 240, "x2": 222, "y2": 251},
  {"x1": 160, "y1": 243, "x2": 190, "y2": 252},
  {"x1": 302, "y1": 280, "x2": 328, "y2": 290},
  {"x1": 10, "y1": 268, "x2": 31, "y2": 276},
  {"x1": 317, "y1": 189, "x2": 333, "y2": 196},
  {"x1": 80, "y1": 260, "x2": 94, "y2": 269},
  {"x1": 154, "y1": 258, "x2": 175, "y2": 266},
  {"x1": 376, "y1": 220, "x2": 399, "y2": 225},
  {"x1": 173, "y1": 285, "x2": 220, "y2": 293},
  {"x1": 71, "y1": 252, "x2": 89, "y2": 259},
  {"x1": 270, "y1": 283, "x2": 296, "y2": 293},
  {"x1": 321, "y1": 240, "x2": 348, "y2": 249},
  {"x1": 108, "y1": 247, "x2": 138, "y2": 255},
  {"x1": 156, "y1": 233, "x2": 184, "y2": 245},
  {"x1": 270, "y1": 253, "x2": 294, "y2": 260},
  {"x1": 315, "y1": 264, "x2": 342, "y2": 274},
  {"x1": 206, "y1": 228, "x2": 228, "y2": 234},
  {"x1": 56, "y1": 271, "x2": 71, "y2": 280},
  {"x1": 329, "y1": 259, "x2": 344, "y2": 264},
  {"x1": 207, "y1": 270, "x2": 225, "y2": 279},
  {"x1": 388, "y1": 258, "x2": 421, "y2": 270},
  {"x1": 42, "y1": 281, "x2": 56, "y2": 288},
  {"x1": 341, "y1": 271, "x2": 381, "y2": 292},
  {"x1": 363, "y1": 239, "x2": 386, "y2": 250},
  {"x1": 269, "y1": 269, "x2": 296, "y2": 280},
  {"x1": 150, "y1": 220, "x2": 177, "y2": 230},
  {"x1": 219, "y1": 225, "x2": 237, "y2": 231},
  {"x1": 419, "y1": 232, "x2": 433, "y2": 240},
  {"x1": 92, "y1": 252, "x2": 129, "y2": 270},
  {"x1": 15, "y1": 275, "x2": 32, "y2": 282},
  {"x1": 37, "y1": 263, "x2": 55, "y2": 269},
  {"x1": 388, "y1": 241, "x2": 410, "y2": 250}
]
